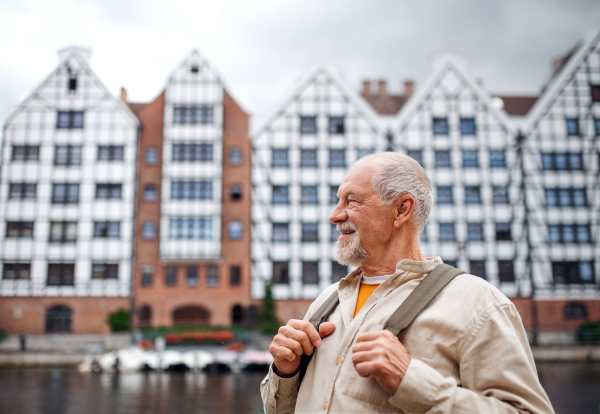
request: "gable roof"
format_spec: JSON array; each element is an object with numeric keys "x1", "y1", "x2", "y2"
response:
[{"x1": 524, "y1": 29, "x2": 600, "y2": 134}]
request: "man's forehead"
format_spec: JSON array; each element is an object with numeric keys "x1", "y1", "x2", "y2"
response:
[{"x1": 338, "y1": 164, "x2": 374, "y2": 195}]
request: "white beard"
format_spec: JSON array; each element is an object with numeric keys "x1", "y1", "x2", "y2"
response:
[{"x1": 335, "y1": 222, "x2": 370, "y2": 266}]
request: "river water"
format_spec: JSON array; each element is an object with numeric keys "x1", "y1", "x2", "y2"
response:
[{"x1": 0, "y1": 363, "x2": 598, "y2": 414}]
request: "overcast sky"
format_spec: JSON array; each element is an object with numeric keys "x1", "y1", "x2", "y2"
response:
[{"x1": 1, "y1": 0, "x2": 599, "y2": 130}]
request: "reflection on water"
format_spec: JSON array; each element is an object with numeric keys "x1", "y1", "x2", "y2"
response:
[
  {"x1": 0, "y1": 363, "x2": 598, "y2": 414},
  {"x1": 0, "y1": 368, "x2": 266, "y2": 414}
]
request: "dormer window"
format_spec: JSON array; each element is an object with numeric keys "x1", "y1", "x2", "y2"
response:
[{"x1": 190, "y1": 65, "x2": 200, "y2": 74}]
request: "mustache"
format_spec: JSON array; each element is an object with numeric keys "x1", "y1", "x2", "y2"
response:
[{"x1": 337, "y1": 222, "x2": 358, "y2": 233}]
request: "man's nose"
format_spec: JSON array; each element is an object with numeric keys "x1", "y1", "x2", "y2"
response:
[{"x1": 329, "y1": 203, "x2": 347, "y2": 224}]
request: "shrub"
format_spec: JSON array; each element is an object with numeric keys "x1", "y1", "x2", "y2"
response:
[
  {"x1": 258, "y1": 281, "x2": 282, "y2": 333},
  {"x1": 107, "y1": 308, "x2": 130, "y2": 332},
  {"x1": 575, "y1": 321, "x2": 600, "y2": 345}
]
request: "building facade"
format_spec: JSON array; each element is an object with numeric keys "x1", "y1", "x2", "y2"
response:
[
  {"x1": 0, "y1": 47, "x2": 139, "y2": 334},
  {"x1": 129, "y1": 51, "x2": 254, "y2": 330}
]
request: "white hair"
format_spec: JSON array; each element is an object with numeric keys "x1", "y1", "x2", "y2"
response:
[{"x1": 353, "y1": 152, "x2": 433, "y2": 235}]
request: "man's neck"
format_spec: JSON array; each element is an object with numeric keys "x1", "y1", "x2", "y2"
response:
[{"x1": 360, "y1": 239, "x2": 426, "y2": 276}]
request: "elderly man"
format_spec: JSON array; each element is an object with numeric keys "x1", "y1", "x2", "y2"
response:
[{"x1": 261, "y1": 152, "x2": 553, "y2": 413}]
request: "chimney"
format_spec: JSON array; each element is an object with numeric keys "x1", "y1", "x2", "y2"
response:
[
  {"x1": 403, "y1": 80, "x2": 414, "y2": 98},
  {"x1": 362, "y1": 80, "x2": 371, "y2": 96},
  {"x1": 377, "y1": 80, "x2": 387, "y2": 97},
  {"x1": 120, "y1": 87, "x2": 128, "y2": 103}
]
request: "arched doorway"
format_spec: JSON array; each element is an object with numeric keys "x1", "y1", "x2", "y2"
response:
[
  {"x1": 247, "y1": 305, "x2": 259, "y2": 330},
  {"x1": 231, "y1": 305, "x2": 244, "y2": 326},
  {"x1": 564, "y1": 302, "x2": 588, "y2": 320},
  {"x1": 172, "y1": 306, "x2": 210, "y2": 326},
  {"x1": 46, "y1": 305, "x2": 72, "y2": 332},
  {"x1": 139, "y1": 305, "x2": 152, "y2": 329}
]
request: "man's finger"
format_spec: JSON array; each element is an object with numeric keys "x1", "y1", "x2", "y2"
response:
[
  {"x1": 355, "y1": 330, "x2": 396, "y2": 343},
  {"x1": 287, "y1": 319, "x2": 323, "y2": 347},
  {"x1": 276, "y1": 327, "x2": 315, "y2": 356},
  {"x1": 318, "y1": 322, "x2": 336, "y2": 338}
]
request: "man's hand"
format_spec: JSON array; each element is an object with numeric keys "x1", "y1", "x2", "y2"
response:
[
  {"x1": 351, "y1": 330, "x2": 411, "y2": 394},
  {"x1": 269, "y1": 320, "x2": 336, "y2": 377}
]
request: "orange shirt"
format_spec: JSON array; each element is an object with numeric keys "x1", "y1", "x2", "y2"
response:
[{"x1": 353, "y1": 273, "x2": 393, "y2": 317}]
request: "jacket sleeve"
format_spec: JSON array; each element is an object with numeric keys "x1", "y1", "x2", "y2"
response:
[
  {"x1": 260, "y1": 364, "x2": 301, "y2": 414},
  {"x1": 389, "y1": 304, "x2": 555, "y2": 413}
]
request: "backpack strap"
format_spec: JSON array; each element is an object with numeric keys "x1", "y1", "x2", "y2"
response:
[
  {"x1": 297, "y1": 289, "x2": 339, "y2": 385},
  {"x1": 383, "y1": 263, "x2": 465, "y2": 337}
]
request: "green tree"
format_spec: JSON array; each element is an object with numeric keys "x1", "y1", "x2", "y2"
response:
[
  {"x1": 258, "y1": 281, "x2": 282, "y2": 332},
  {"x1": 107, "y1": 308, "x2": 130, "y2": 332}
]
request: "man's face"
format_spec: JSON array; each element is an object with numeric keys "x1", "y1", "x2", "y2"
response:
[{"x1": 330, "y1": 163, "x2": 396, "y2": 268}]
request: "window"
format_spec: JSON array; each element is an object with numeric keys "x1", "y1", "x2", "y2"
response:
[
  {"x1": 331, "y1": 261, "x2": 348, "y2": 283},
  {"x1": 331, "y1": 223, "x2": 340, "y2": 242},
  {"x1": 46, "y1": 306, "x2": 72, "y2": 332},
  {"x1": 230, "y1": 266, "x2": 241, "y2": 286},
  {"x1": 93, "y1": 221, "x2": 120, "y2": 238},
  {"x1": 49, "y1": 221, "x2": 77, "y2": 243},
  {"x1": 329, "y1": 149, "x2": 346, "y2": 168},
  {"x1": 492, "y1": 186, "x2": 509, "y2": 204},
  {"x1": 272, "y1": 185, "x2": 289, "y2": 205},
  {"x1": 302, "y1": 222, "x2": 319, "y2": 242},
  {"x1": 467, "y1": 222, "x2": 484, "y2": 241},
  {"x1": 356, "y1": 148, "x2": 373, "y2": 160},
  {"x1": 272, "y1": 149, "x2": 288, "y2": 167},
  {"x1": 143, "y1": 185, "x2": 157, "y2": 202},
  {"x1": 552, "y1": 261, "x2": 594, "y2": 284},
  {"x1": 462, "y1": 150, "x2": 478, "y2": 168},
  {"x1": 145, "y1": 148, "x2": 158, "y2": 165},
  {"x1": 51, "y1": 183, "x2": 79, "y2": 204},
  {"x1": 6, "y1": 221, "x2": 34, "y2": 238},
  {"x1": 172, "y1": 143, "x2": 212, "y2": 162},
  {"x1": 273, "y1": 261, "x2": 289, "y2": 284},
  {"x1": 142, "y1": 222, "x2": 156, "y2": 239},
  {"x1": 190, "y1": 65, "x2": 200, "y2": 74},
  {"x1": 165, "y1": 266, "x2": 177, "y2": 286},
  {"x1": 54, "y1": 145, "x2": 82, "y2": 166},
  {"x1": 230, "y1": 185, "x2": 242, "y2": 201},
  {"x1": 498, "y1": 260, "x2": 515, "y2": 282},
  {"x1": 545, "y1": 188, "x2": 586, "y2": 207},
  {"x1": 420, "y1": 225, "x2": 428, "y2": 243},
  {"x1": 470, "y1": 260, "x2": 486, "y2": 280},
  {"x1": 12, "y1": 145, "x2": 39, "y2": 161},
  {"x1": 302, "y1": 261, "x2": 319, "y2": 284},
  {"x1": 328, "y1": 116, "x2": 345, "y2": 134},
  {"x1": 439, "y1": 222, "x2": 455, "y2": 241},
  {"x1": 173, "y1": 106, "x2": 214, "y2": 124},
  {"x1": 301, "y1": 149, "x2": 318, "y2": 168},
  {"x1": 169, "y1": 218, "x2": 211, "y2": 239},
  {"x1": 56, "y1": 111, "x2": 84, "y2": 129},
  {"x1": 229, "y1": 148, "x2": 243, "y2": 166},
  {"x1": 96, "y1": 184, "x2": 122, "y2": 199},
  {"x1": 186, "y1": 266, "x2": 198, "y2": 286},
  {"x1": 495, "y1": 223, "x2": 512, "y2": 241},
  {"x1": 300, "y1": 116, "x2": 317, "y2": 134},
  {"x1": 444, "y1": 260, "x2": 457, "y2": 268},
  {"x1": 207, "y1": 265, "x2": 219, "y2": 286},
  {"x1": 98, "y1": 145, "x2": 124, "y2": 161},
  {"x1": 548, "y1": 224, "x2": 590, "y2": 244},
  {"x1": 435, "y1": 150, "x2": 451, "y2": 168},
  {"x1": 460, "y1": 118, "x2": 476, "y2": 135},
  {"x1": 330, "y1": 186, "x2": 339, "y2": 205},
  {"x1": 272, "y1": 223, "x2": 289, "y2": 243},
  {"x1": 228, "y1": 221, "x2": 243, "y2": 240},
  {"x1": 464, "y1": 186, "x2": 481, "y2": 204},
  {"x1": 566, "y1": 118, "x2": 579, "y2": 136},
  {"x1": 594, "y1": 118, "x2": 600, "y2": 136},
  {"x1": 432, "y1": 117, "x2": 448, "y2": 135},
  {"x1": 9, "y1": 183, "x2": 37, "y2": 199},
  {"x1": 141, "y1": 265, "x2": 154, "y2": 287},
  {"x1": 47, "y1": 263, "x2": 75, "y2": 286},
  {"x1": 2, "y1": 263, "x2": 31, "y2": 280},
  {"x1": 591, "y1": 84, "x2": 600, "y2": 102},
  {"x1": 437, "y1": 186, "x2": 453, "y2": 204},
  {"x1": 171, "y1": 181, "x2": 212, "y2": 199},
  {"x1": 91, "y1": 263, "x2": 118, "y2": 279},
  {"x1": 301, "y1": 185, "x2": 318, "y2": 205},
  {"x1": 541, "y1": 152, "x2": 583, "y2": 171},
  {"x1": 68, "y1": 76, "x2": 77, "y2": 92},
  {"x1": 564, "y1": 303, "x2": 588, "y2": 320},
  {"x1": 407, "y1": 150, "x2": 423, "y2": 166},
  {"x1": 489, "y1": 150, "x2": 506, "y2": 168}
]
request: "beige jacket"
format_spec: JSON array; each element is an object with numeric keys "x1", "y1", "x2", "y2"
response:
[{"x1": 261, "y1": 257, "x2": 554, "y2": 413}]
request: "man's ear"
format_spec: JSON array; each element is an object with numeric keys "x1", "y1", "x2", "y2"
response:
[{"x1": 394, "y1": 195, "x2": 415, "y2": 229}]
